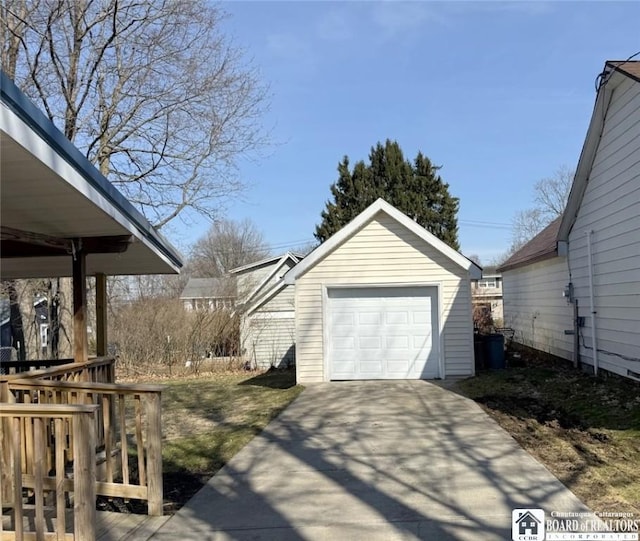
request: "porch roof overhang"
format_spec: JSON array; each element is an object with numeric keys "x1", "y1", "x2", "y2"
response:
[{"x1": 0, "y1": 71, "x2": 183, "y2": 279}]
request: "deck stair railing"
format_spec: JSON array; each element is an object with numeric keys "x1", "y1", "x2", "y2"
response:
[
  {"x1": 0, "y1": 403, "x2": 98, "y2": 541},
  {"x1": 0, "y1": 357, "x2": 164, "y2": 540}
]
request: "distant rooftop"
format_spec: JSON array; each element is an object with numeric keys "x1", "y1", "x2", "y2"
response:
[{"x1": 180, "y1": 277, "x2": 236, "y2": 299}]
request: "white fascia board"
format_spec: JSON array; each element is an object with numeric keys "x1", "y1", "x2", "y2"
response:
[
  {"x1": 243, "y1": 254, "x2": 298, "y2": 305},
  {"x1": 0, "y1": 103, "x2": 180, "y2": 273},
  {"x1": 246, "y1": 280, "x2": 288, "y2": 316},
  {"x1": 284, "y1": 198, "x2": 481, "y2": 283},
  {"x1": 229, "y1": 252, "x2": 298, "y2": 275},
  {"x1": 558, "y1": 70, "x2": 627, "y2": 242}
]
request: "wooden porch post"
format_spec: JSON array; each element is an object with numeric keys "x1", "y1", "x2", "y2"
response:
[
  {"x1": 72, "y1": 243, "x2": 88, "y2": 364},
  {"x1": 96, "y1": 273, "x2": 108, "y2": 357}
]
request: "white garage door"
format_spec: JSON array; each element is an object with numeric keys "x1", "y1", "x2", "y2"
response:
[{"x1": 328, "y1": 286, "x2": 439, "y2": 380}]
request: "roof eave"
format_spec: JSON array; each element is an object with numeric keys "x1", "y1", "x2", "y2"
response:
[
  {"x1": 229, "y1": 252, "x2": 299, "y2": 275},
  {"x1": 498, "y1": 249, "x2": 559, "y2": 273},
  {"x1": 558, "y1": 67, "x2": 629, "y2": 242},
  {"x1": 0, "y1": 71, "x2": 183, "y2": 273}
]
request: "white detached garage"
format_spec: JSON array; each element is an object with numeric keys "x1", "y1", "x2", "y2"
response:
[{"x1": 285, "y1": 199, "x2": 481, "y2": 383}]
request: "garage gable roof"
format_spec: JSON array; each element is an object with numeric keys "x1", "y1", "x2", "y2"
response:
[{"x1": 285, "y1": 198, "x2": 481, "y2": 284}]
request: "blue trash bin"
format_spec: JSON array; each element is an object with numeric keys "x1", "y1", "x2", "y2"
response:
[{"x1": 484, "y1": 333, "x2": 505, "y2": 369}]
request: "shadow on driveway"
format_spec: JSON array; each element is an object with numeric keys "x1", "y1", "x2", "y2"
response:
[{"x1": 146, "y1": 381, "x2": 589, "y2": 540}]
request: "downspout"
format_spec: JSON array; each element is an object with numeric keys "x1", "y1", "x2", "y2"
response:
[{"x1": 585, "y1": 230, "x2": 599, "y2": 375}]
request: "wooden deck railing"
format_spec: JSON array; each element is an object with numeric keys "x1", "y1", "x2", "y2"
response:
[
  {"x1": 6, "y1": 379, "x2": 164, "y2": 516},
  {"x1": 0, "y1": 403, "x2": 98, "y2": 541},
  {"x1": 0, "y1": 358, "x2": 116, "y2": 403},
  {"x1": 5, "y1": 357, "x2": 115, "y2": 384},
  {"x1": 0, "y1": 359, "x2": 75, "y2": 376}
]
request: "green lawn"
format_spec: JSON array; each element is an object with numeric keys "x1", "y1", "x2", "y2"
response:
[
  {"x1": 159, "y1": 369, "x2": 303, "y2": 509},
  {"x1": 455, "y1": 358, "x2": 640, "y2": 515}
]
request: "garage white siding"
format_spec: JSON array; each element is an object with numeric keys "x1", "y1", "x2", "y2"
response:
[
  {"x1": 502, "y1": 257, "x2": 573, "y2": 360},
  {"x1": 295, "y1": 212, "x2": 474, "y2": 382}
]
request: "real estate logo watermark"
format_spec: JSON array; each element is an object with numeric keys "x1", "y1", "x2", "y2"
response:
[
  {"x1": 512, "y1": 509, "x2": 639, "y2": 541},
  {"x1": 513, "y1": 509, "x2": 546, "y2": 541}
]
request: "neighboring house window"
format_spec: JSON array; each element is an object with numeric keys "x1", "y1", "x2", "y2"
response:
[
  {"x1": 478, "y1": 280, "x2": 496, "y2": 288},
  {"x1": 39, "y1": 324, "x2": 48, "y2": 347},
  {"x1": 39, "y1": 323, "x2": 49, "y2": 350}
]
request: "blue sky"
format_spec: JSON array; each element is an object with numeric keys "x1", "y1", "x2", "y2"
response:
[{"x1": 173, "y1": 1, "x2": 640, "y2": 264}]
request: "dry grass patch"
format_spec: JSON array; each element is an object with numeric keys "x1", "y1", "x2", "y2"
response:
[
  {"x1": 160, "y1": 369, "x2": 303, "y2": 509},
  {"x1": 455, "y1": 358, "x2": 640, "y2": 515},
  {"x1": 102, "y1": 369, "x2": 303, "y2": 513}
]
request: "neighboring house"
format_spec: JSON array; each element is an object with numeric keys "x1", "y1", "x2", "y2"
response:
[
  {"x1": 230, "y1": 252, "x2": 303, "y2": 369},
  {"x1": 285, "y1": 198, "x2": 481, "y2": 383},
  {"x1": 471, "y1": 267, "x2": 504, "y2": 323},
  {"x1": 499, "y1": 218, "x2": 574, "y2": 361},
  {"x1": 0, "y1": 296, "x2": 49, "y2": 360},
  {"x1": 500, "y1": 60, "x2": 640, "y2": 381},
  {"x1": 180, "y1": 277, "x2": 235, "y2": 311}
]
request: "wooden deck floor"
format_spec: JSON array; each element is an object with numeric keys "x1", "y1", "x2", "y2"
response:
[
  {"x1": 1, "y1": 509, "x2": 169, "y2": 540},
  {"x1": 95, "y1": 511, "x2": 169, "y2": 540}
]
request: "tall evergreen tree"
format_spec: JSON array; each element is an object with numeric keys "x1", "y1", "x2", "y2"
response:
[{"x1": 314, "y1": 140, "x2": 460, "y2": 250}]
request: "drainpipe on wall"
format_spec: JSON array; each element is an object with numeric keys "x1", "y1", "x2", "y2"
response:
[
  {"x1": 585, "y1": 230, "x2": 599, "y2": 375},
  {"x1": 572, "y1": 298, "x2": 580, "y2": 370}
]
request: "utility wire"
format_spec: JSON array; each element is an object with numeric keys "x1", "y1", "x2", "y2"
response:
[
  {"x1": 192, "y1": 219, "x2": 514, "y2": 255},
  {"x1": 595, "y1": 50, "x2": 640, "y2": 92},
  {"x1": 578, "y1": 326, "x2": 640, "y2": 364}
]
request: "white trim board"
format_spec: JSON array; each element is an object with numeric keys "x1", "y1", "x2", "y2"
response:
[
  {"x1": 230, "y1": 251, "x2": 300, "y2": 275},
  {"x1": 246, "y1": 280, "x2": 289, "y2": 316},
  {"x1": 243, "y1": 254, "x2": 299, "y2": 306}
]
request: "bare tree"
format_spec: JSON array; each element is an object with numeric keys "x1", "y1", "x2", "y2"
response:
[
  {"x1": 190, "y1": 218, "x2": 270, "y2": 278},
  {"x1": 293, "y1": 240, "x2": 319, "y2": 257},
  {"x1": 2, "y1": 0, "x2": 268, "y2": 358},
  {"x1": 510, "y1": 165, "x2": 573, "y2": 252},
  {"x1": 2, "y1": 0, "x2": 268, "y2": 228}
]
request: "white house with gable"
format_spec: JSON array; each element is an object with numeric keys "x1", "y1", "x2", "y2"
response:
[{"x1": 500, "y1": 60, "x2": 640, "y2": 381}]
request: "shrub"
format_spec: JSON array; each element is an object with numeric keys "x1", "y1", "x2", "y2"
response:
[
  {"x1": 473, "y1": 304, "x2": 494, "y2": 335},
  {"x1": 109, "y1": 298, "x2": 240, "y2": 377}
]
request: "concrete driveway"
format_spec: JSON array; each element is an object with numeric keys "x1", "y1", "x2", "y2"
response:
[{"x1": 147, "y1": 381, "x2": 588, "y2": 540}]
